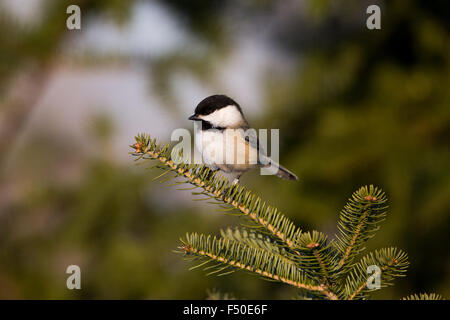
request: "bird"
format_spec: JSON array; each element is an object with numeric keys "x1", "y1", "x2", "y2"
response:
[{"x1": 188, "y1": 94, "x2": 298, "y2": 184}]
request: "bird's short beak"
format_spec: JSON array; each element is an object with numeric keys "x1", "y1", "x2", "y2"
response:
[{"x1": 188, "y1": 114, "x2": 200, "y2": 121}]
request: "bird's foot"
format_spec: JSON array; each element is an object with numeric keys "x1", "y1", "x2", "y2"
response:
[{"x1": 221, "y1": 177, "x2": 241, "y2": 196}]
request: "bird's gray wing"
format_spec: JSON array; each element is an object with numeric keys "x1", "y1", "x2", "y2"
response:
[
  {"x1": 242, "y1": 129, "x2": 268, "y2": 165},
  {"x1": 241, "y1": 129, "x2": 298, "y2": 180}
]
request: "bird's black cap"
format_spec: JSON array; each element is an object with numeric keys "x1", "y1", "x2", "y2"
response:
[{"x1": 194, "y1": 94, "x2": 242, "y2": 116}]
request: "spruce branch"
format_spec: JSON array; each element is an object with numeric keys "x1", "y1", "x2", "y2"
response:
[
  {"x1": 296, "y1": 231, "x2": 338, "y2": 287},
  {"x1": 334, "y1": 186, "x2": 388, "y2": 273},
  {"x1": 220, "y1": 228, "x2": 287, "y2": 257},
  {"x1": 178, "y1": 233, "x2": 338, "y2": 300},
  {"x1": 131, "y1": 133, "x2": 443, "y2": 300},
  {"x1": 220, "y1": 227, "x2": 299, "y2": 269},
  {"x1": 402, "y1": 293, "x2": 444, "y2": 300},
  {"x1": 343, "y1": 247, "x2": 409, "y2": 300},
  {"x1": 130, "y1": 134, "x2": 302, "y2": 251},
  {"x1": 206, "y1": 288, "x2": 237, "y2": 300}
]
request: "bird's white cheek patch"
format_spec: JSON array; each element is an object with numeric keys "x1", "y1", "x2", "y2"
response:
[{"x1": 200, "y1": 105, "x2": 243, "y2": 128}]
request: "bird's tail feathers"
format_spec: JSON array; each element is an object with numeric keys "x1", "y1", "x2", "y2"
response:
[
  {"x1": 275, "y1": 164, "x2": 299, "y2": 181},
  {"x1": 259, "y1": 155, "x2": 298, "y2": 181}
]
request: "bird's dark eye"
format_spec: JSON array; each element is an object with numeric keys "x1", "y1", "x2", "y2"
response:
[
  {"x1": 201, "y1": 120, "x2": 213, "y2": 130},
  {"x1": 199, "y1": 120, "x2": 225, "y2": 131}
]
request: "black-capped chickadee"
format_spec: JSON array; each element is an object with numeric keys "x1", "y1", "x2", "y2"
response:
[{"x1": 188, "y1": 95, "x2": 298, "y2": 183}]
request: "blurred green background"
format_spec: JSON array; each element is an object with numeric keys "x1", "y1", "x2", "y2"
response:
[{"x1": 0, "y1": 0, "x2": 449, "y2": 299}]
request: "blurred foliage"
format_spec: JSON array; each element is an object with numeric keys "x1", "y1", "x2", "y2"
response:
[{"x1": 0, "y1": 0, "x2": 449, "y2": 299}]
